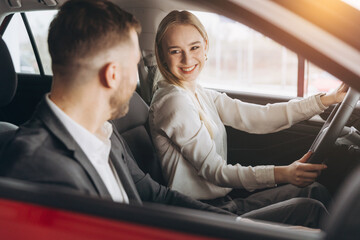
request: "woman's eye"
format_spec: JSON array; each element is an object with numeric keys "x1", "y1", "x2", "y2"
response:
[
  {"x1": 170, "y1": 50, "x2": 180, "y2": 55},
  {"x1": 191, "y1": 46, "x2": 200, "y2": 51}
]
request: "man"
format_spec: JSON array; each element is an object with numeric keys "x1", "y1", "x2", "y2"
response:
[{"x1": 0, "y1": 0, "x2": 327, "y2": 228}]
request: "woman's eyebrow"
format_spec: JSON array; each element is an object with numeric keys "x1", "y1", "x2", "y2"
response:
[
  {"x1": 189, "y1": 41, "x2": 201, "y2": 45},
  {"x1": 168, "y1": 41, "x2": 202, "y2": 50},
  {"x1": 168, "y1": 46, "x2": 180, "y2": 50}
]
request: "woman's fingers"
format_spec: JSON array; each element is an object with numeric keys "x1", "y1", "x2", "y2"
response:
[
  {"x1": 335, "y1": 82, "x2": 349, "y2": 103},
  {"x1": 295, "y1": 171, "x2": 319, "y2": 180},
  {"x1": 289, "y1": 159, "x2": 327, "y2": 187},
  {"x1": 298, "y1": 151, "x2": 312, "y2": 163},
  {"x1": 297, "y1": 162, "x2": 327, "y2": 171}
]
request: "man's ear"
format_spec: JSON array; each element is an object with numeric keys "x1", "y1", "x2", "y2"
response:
[{"x1": 102, "y1": 62, "x2": 120, "y2": 89}]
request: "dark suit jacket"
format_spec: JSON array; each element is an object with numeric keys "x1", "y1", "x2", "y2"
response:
[{"x1": 0, "y1": 98, "x2": 232, "y2": 215}]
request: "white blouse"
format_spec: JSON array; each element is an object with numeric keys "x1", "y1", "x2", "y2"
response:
[{"x1": 149, "y1": 81, "x2": 327, "y2": 200}]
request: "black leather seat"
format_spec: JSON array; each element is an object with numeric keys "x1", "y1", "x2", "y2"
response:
[
  {"x1": 0, "y1": 37, "x2": 18, "y2": 148},
  {"x1": 112, "y1": 92, "x2": 166, "y2": 185}
]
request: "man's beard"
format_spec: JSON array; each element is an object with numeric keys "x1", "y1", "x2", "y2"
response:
[{"x1": 109, "y1": 93, "x2": 130, "y2": 120}]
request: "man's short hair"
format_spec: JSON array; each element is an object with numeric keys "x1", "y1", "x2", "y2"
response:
[{"x1": 48, "y1": 0, "x2": 141, "y2": 75}]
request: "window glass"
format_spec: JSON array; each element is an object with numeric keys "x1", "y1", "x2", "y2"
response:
[
  {"x1": 192, "y1": 11, "x2": 298, "y2": 97},
  {"x1": 306, "y1": 61, "x2": 341, "y2": 96},
  {"x1": 3, "y1": 13, "x2": 40, "y2": 74},
  {"x1": 26, "y1": 10, "x2": 57, "y2": 75}
]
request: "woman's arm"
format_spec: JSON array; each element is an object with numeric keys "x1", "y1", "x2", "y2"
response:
[
  {"x1": 209, "y1": 83, "x2": 348, "y2": 134},
  {"x1": 209, "y1": 90, "x2": 326, "y2": 134}
]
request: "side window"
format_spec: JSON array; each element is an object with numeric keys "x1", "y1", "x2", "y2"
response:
[
  {"x1": 26, "y1": 10, "x2": 57, "y2": 75},
  {"x1": 192, "y1": 11, "x2": 341, "y2": 97},
  {"x1": 306, "y1": 62, "x2": 341, "y2": 96},
  {"x1": 3, "y1": 10, "x2": 57, "y2": 76},
  {"x1": 3, "y1": 13, "x2": 40, "y2": 74}
]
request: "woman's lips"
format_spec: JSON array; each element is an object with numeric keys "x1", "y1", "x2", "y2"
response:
[{"x1": 180, "y1": 64, "x2": 197, "y2": 74}]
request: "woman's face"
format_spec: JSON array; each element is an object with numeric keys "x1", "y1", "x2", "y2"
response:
[{"x1": 161, "y1": 24, "x2": 207, "y2": 84}]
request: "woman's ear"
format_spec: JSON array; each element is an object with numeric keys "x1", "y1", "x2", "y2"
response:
[{"x1": 103, "y1": 62, "x2": 120, "y2": 89}]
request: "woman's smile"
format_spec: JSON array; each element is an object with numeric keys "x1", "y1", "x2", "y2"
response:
[{"x1": 180, "y1": 64, "x2": 198, "y2": 74}]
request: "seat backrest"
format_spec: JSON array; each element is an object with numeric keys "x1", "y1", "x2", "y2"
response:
[
  {"x1": 0, "y1": 37, "x2": 17, "y2": 109},
  {"x1": 112, "y1": 92, "x2": 166, "y2": 185},
  {"x1": 324, "y1": 164, "x2": 360, "y2": 240},
  {"x1": 0, "y1": 122, "x2": 18, "y2": 149},
  {"x1": 0, "y1": 37, "x2": 18, "y2": 148}
]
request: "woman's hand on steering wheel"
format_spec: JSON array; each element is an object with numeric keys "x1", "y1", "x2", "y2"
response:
[
  {"x1": 274, "y1": 152, "x2": 327, "y2": 187},
  {"x1": 320, "y1": 82, "x2": 349, "y2": 107}
]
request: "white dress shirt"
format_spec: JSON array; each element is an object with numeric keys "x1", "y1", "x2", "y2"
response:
[
  {"x1": 149, "y1": 81, "x2": 327, "y2": 200},
  {"x1": 46, "y1": 94, "x2": 129, "y2": 203}
]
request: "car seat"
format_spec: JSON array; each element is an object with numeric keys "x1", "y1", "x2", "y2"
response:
[
  {"x1": 0, "y1": 37, "x2": 18, "y2": 148},
  {"x1": 112, "y1": 92, "x2": 166, "y2": 185}
]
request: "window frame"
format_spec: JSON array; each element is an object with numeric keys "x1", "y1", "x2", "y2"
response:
[{"x1": 20, "y1": 12, "x2": 45, "y2": 77}]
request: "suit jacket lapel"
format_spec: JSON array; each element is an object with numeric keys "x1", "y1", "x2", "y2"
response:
[
  {"x1": 35, "y1": 97, "x2": 111, "y2": 200},
  {"x1": 110, "y1": 132, "x2": 142, "y2": 205}
]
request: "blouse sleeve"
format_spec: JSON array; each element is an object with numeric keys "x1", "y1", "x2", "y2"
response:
[
  {"x1": 152, "y1": 90, "x2": 276, "y2": 191},
  {"x1": 208, "y1": 90, "x2": 327, "y2": 134}
]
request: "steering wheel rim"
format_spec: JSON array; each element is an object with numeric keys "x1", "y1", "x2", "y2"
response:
[{"x1": 308, "y1": 87, "x2": 360, "y2": 163}]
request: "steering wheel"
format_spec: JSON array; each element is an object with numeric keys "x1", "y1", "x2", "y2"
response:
[{"x1": 308, "y1": 87, "x2": 360, "y2": 164}]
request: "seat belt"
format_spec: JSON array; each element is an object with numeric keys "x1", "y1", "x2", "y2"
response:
[{"x1": 138, "y1": 51, "x2": 162, "y2": 105}]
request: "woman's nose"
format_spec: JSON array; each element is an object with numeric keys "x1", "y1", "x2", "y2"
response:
[{"x1": 181, "y1": 52, "x2": 191, "y2": 65}]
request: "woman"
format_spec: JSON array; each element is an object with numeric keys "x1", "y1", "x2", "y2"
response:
[{"x1": 149, "y1": 10, "x2": 347, "y2": 223}]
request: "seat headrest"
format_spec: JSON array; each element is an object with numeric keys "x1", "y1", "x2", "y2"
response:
[
  {"x1": 0, "y1": 37, "x2": 17, "y2": 107},
  {"x1": 113, "y1": 92, "x2": 149, "y2": 133}
]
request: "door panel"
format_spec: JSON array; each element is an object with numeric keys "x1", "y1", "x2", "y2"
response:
[
  {"x1": 223, "y1": 91, "x2": 323, "y2": 166},
  {"x1": 226, "y1": 124, "x2": 320, "y2": 167}
]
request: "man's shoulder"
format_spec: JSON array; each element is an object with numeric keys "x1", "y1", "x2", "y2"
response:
[
  {"x1": 1, "y1": 118, "x2": 64, "y2": 164},
  {"x1": 0, "y1": 117, "x2": 76, "y2": 178},
  {"x1": 13, "y1": 120, "x2": 51, "y2": 148}
]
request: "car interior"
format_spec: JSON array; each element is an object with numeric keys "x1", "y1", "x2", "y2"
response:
[
  {"x1": 0, "y1": 29, "x2": 319, "y2": 240},
  {"x1": 0, "y1": 0, "x2": 360, "y2": 239}
]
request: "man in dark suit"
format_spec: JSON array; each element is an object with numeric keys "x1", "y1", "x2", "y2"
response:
[{"x1": 0, "y1": 0, "x2": 328, "y2": 228}]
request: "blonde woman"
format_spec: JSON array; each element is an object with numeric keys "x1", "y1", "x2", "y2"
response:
[{"x1": 149, "y1": 10, "x2": 347, "y2": 226}]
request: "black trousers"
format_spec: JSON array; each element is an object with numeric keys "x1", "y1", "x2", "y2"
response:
[{"x1": 201, "y1": 182, "x2": 331, "y2": 229}]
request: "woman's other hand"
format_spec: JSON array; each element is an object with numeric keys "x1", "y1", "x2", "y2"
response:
[
  {"x1": 320, "y1": 82, "x2": 349, "y2": 107},
  {"x1": 274, "y1": 152, "x2": 327, "y2": 187}
]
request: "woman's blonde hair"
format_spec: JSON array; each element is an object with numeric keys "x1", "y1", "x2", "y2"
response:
[
  {"x1": 154, "y1": 10, "x2": 208, "y2": 88},
  {"x1": 155, "y1": 11, "x2": 214, "y2": 138}
]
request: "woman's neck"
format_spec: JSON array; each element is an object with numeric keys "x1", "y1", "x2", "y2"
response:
[{"x1": 181, "y1": 80, "x2": 197, "y2": 94}]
